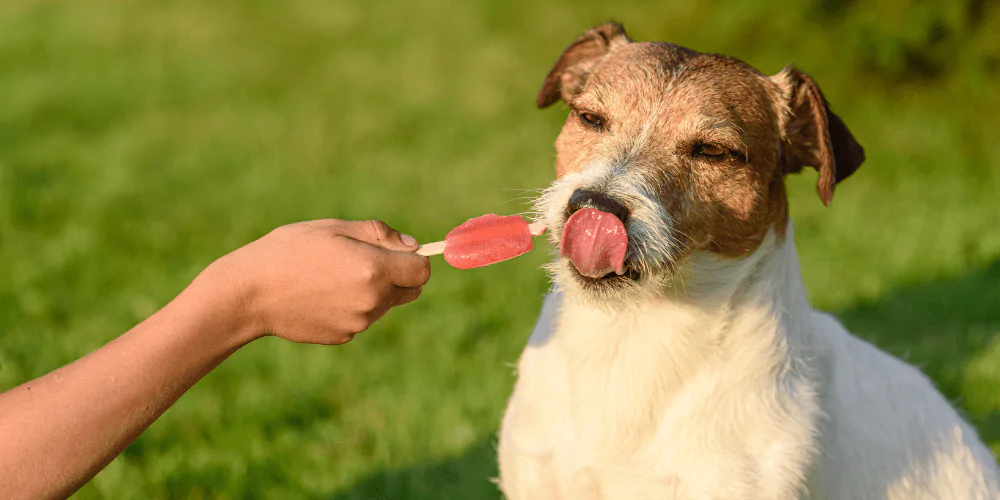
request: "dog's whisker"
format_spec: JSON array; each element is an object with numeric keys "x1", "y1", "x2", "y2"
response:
[
  {"x1": 501, "y1": 187, "x2": 547, "y2": 194},
  {"x1": 502, "y1": 196, "x2": 545, "y2": 207}
]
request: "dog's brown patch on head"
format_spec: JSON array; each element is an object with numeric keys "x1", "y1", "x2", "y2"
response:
[{"x1": 540, "y1": 23, "x2": 864, "y2": 260}]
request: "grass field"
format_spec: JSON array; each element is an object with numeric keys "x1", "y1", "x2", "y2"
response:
[{"x1": 1, "y1": 0, "x2": 999, "y2": 498}]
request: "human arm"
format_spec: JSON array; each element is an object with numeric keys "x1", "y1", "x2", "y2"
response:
[{"x1": 0, "y1": 219, "x2": 430, "y2": 499}]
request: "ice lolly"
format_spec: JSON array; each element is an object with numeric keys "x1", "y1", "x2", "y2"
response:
[{"x1": 416, "y1": 214, "x2": 546, "y2": 269}]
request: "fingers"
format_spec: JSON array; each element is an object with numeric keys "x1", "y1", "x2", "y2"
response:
[
  {"x1": 335, "y1": 234, "x2": 431, "y2": 289},
  {"x1": 336, "y1": 222, "x2": 430, "y2": 288},
  {"x1": 357, "y1": 286, "x2": 422, "y2": 336},
  {"x1": 337, "y1": 220, "x2": 419, "y2": 252},
  {"x1": 390, "y1": 285, "x2": 423, "y2": 307},
  {"x1": 385, "y1": 251, "x2": 431, "y2": 288}
]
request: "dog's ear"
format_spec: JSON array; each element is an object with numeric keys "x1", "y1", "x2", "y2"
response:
[
  {"x1": 771, "y1": 66, "x2": 865, "y2": 206},
  {"x1": 537, "y1": 22, "x2": 632, "y2": 108}
]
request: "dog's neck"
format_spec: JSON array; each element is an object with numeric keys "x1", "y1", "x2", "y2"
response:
[{"x1": 544, "y1": 221, "x2": 822, "y2": 448}]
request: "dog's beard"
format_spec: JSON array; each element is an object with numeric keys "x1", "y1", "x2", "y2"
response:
[{"x1": 532, "y1": 166, "x2": 686, "y2": 306}]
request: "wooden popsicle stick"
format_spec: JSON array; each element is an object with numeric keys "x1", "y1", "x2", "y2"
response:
[
  {"x1": 415, "y1": 240, "x2": 446, "y2": 256},
  {"x1": 415, "y1": 222, "x2": 547, "y2": 257}
]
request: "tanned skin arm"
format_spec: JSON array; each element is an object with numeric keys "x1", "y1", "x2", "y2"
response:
[{"x1": 0, "y1": 219, "x2": 431, "y2": 499}]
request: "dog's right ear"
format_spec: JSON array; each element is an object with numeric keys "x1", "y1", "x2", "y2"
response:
[{"x1": 537, "y1": 22, "x2": 632, "y2": 108}]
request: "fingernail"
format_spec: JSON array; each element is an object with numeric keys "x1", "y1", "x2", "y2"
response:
[{"x1": 400, "y1": 234, "x2": 417, "y2": 246}]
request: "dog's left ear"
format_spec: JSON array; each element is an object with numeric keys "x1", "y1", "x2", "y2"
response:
[
  {"x1": 537, "y1": 22, "x2": 632, "y2": 108},
  {"x1": 771, "y1": 66, "x2": 865, "y2": 206}
]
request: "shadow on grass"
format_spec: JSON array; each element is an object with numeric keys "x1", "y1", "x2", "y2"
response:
[
  {"x1": 333, "y1": 260, "x2": 1000, "y2": 499},
  {"x1": 330, "y1": 439, "x2": 500, "y2": 500}
]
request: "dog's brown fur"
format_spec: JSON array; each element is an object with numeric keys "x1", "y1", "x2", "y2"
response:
[{"x1": 539, "y1": 22, "x2": 865, "y2": 259}]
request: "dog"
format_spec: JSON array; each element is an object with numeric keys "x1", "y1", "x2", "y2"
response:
[{"x1": 496, "y1": 22, "x2": 1000, "y2": 499}]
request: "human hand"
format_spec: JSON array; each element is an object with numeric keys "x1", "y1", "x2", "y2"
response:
[{"x1": 206, "y1": 219, "x2": 430, "y2": 346}]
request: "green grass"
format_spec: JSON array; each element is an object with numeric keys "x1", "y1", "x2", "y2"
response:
[{"x1": 1, "y1": 0, "x2": 999, "y2": 498}]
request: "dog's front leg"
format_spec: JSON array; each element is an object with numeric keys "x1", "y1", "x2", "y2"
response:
[
  {"x1": 497, "y1": 399, "x2": 567, "y2": 500},
  {"x1": 496, "y1": 444, "x2": 564, "y2": 500}
]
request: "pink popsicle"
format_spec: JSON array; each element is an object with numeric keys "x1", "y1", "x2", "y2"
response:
[{"x1": 416, "y1": 214, "x2": 546, "y2": 269}]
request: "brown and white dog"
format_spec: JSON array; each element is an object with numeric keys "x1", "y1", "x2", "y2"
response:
[{"x1": 497, "y1": 23, "x2": 1000, "y2": 499}]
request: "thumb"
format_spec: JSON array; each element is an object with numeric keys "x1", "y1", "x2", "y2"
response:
[{"x1": 336, "y1": 220, "x2": 419, "y2": 252}]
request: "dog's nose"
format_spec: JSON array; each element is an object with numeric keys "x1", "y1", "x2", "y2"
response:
[{"x1": 566, "y1": 189, "x2": 629, "y2": 223}]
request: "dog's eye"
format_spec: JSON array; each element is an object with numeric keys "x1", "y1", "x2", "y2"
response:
[
  {"x1": 576, "y1": 110, "x2": 604, "y2": 129},
  {"x1": 694, "y1": 143, "x2": 728, "y2": 159}
]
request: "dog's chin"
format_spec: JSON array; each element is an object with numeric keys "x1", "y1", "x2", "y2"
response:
[
  {"x1": 572, "y1": 265, "x2": 641, "y2": 290},
  {"x1": 552, "y1": 258, "x2": 671, "y2": 306}
]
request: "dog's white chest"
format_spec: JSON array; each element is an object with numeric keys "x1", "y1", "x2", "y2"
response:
[{"x1": 497, "y1": 291, "x2": 822, "y2": 500}]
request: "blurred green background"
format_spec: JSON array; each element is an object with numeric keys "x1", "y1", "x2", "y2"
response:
[{"x1": 2, "y1": 0, "x2": 999, "y2": 498}]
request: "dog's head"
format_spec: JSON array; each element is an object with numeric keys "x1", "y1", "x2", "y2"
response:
[{"x1": 534, "y1": 23, "x2": 865, "y2": 300}]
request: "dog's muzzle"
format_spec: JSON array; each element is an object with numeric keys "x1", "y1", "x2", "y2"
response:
[{"x1": 560, "y1": 189, "x2": 630, "y2": 279}]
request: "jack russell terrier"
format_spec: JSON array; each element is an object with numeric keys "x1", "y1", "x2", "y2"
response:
[{"x1": 497, "y1": 22, "x2": 1000, "y2": 499}]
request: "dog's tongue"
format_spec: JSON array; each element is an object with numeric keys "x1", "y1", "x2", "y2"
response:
[{"x1": 560, "y1": 208, "x2": 628, "y2": 278}]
